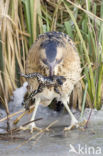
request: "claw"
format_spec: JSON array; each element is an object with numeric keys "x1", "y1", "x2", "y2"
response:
[
  {"x1": 20, "y1": 124, "x2": 50, "y2": 133},
  {"x1": 64, "y1": 120, "x2": 87, "y2": 131},
  {"x1": 20, "y1": 123, "x2": 41, "y2": 133},
  {"x1": 31, "y1": 126, "x2": 41, "y2": 133},
  {"x1": 20, "y1": 125, "x2": 41, "y2": 133},
  {"x1": 44, "y1": 127, "x2": 50, "y2": 132},
  {"x1": 64, "y1": 122, "x2": 79, "y2": 131}
]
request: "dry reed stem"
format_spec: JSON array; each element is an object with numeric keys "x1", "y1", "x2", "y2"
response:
[
  {"x1": 16, "y1": 120, "x2": 58, "y2": 149},
  {"x1": 0, "y1": 105, "x2": 35, "y2": 123},
  {"x1": 6, "y1": 118, "x2": 43, "y2": 134},
  {"x1": 13, "y1": 106, "x2": 35, "y2": 125},
  {"x1": 0, "y1": 0, "x2": 28, "y2": 106}
]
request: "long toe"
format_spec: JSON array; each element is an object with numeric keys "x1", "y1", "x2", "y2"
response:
[
  {"x1": 64, "y1": 123, "x2": 79, "y2": 131},
  {"x1": 20, "y1": 123, "x2": 41, "y2": 133},
  {"x1": 31, "y1": 126, "x2": 41, "y2": 133},
  {"x1": 20, "y1": 125, "x2": 30, "y2": 131},
  {"x1": 64, "y1": 120, "x2": 87, "y2": 131}
]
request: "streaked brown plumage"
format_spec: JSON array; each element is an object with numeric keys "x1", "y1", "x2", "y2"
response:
[{"x1": 24, "y1": 31, "x2": 81, "y2": 132}]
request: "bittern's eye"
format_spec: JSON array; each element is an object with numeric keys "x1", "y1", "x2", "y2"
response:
[
  {"x1": 56, "y1": 58, "x2": 62, "y2": 64},
  {"x1": 42, "y1": 59, "x2": 49, "y2": 66}
]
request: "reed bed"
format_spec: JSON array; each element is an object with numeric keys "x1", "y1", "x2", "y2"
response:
[{"x1": 0, "y1": 0, "x2": 103, "y2": 115}]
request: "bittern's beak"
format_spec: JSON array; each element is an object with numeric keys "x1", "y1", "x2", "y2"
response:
[
  {"x1": 49, "y1": 65, "x2": 54, "y2": 76},
  {"x1": 42, "y1": 58, "x2": 62, "y2": 76},
  {"x1": 49, "y1": 59, "x2": 62, "y2": 76},
  {"x1": 41, "y1": 59, "x2": 56, "y2": 76},
  {"x1": 49, "y1": 62, "x2": 55, "y2": 76}
]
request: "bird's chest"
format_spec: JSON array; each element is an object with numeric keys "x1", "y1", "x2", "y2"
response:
[{"x1": 36, "y1": 87, "x2": 59, "y2": 101}]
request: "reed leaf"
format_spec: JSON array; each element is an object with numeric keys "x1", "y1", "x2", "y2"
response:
[{"x1": 0, "y1": 0, "x2": 103, "y2": 112}]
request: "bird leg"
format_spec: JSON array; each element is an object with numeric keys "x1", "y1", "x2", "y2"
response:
[
  {"x1": 20, "y1": 72, "x2": 66, "y2": 132},
  {"x1": 20, "y1": 98, "x2": 41, "y2": 133},
  {"x1": 62, "y1": 100, "x2": 79, "y2": 131}
]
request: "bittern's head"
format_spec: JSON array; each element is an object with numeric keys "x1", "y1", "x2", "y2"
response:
[{"x1": 39, "y1": 40, "x2": 64, "y2": 76}]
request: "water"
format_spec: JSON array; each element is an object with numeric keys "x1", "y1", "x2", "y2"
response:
[{"x1": 0, "y1": 105, "x2": 103, "y2": 156}]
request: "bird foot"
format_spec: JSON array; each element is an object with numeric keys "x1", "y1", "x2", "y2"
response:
[
  {"x1": 64, "y1": 123, "x2": 79, "y2": 131},
  {"x1": 20, "y1": 123, "x2": 51, "y2": 133},
  {"x1": 44, "y1": 127, "x2": 50, "y2": 132},
  {"x1": 64, "y1": 119, "x2": 87, "y2": 131},
  {"x1": 20, "y1": 123, "x2": 41, "y2": 133}
]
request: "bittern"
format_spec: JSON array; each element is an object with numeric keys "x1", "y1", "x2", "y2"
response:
[{"x1": 23, "y1": 31, "x2": 81, "y2": 132}]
